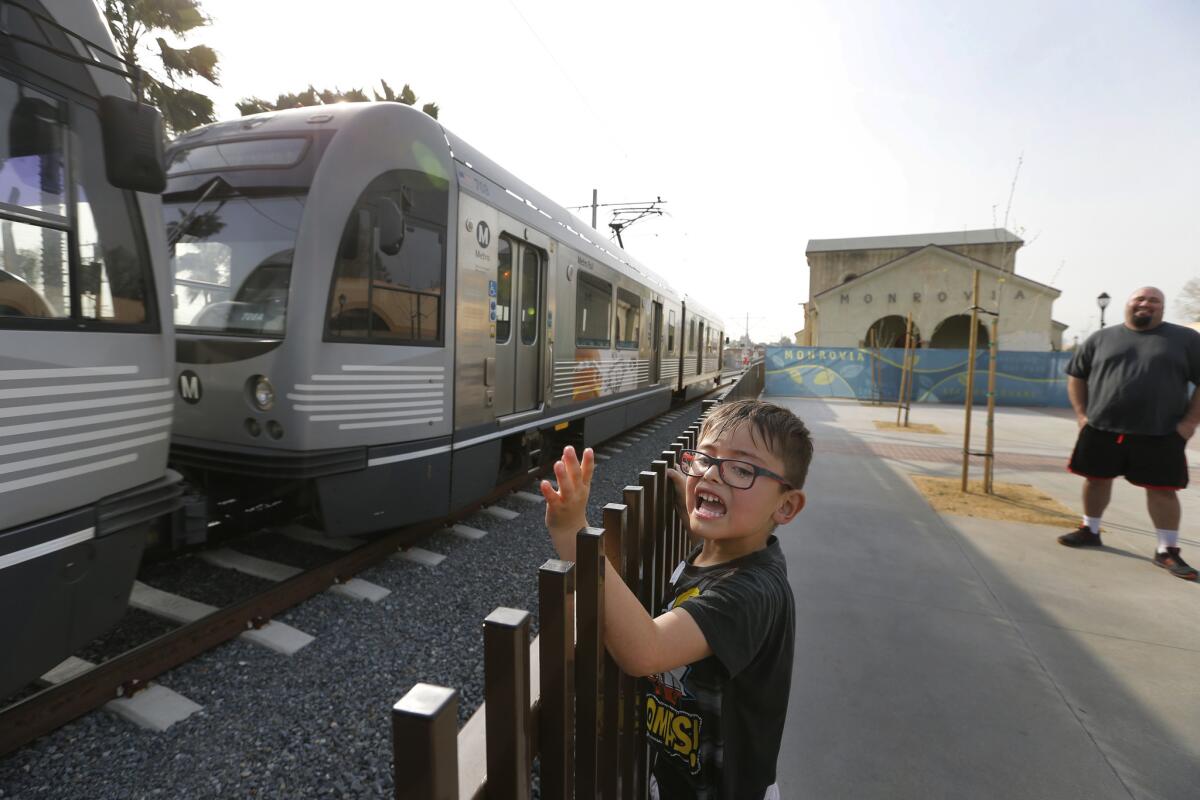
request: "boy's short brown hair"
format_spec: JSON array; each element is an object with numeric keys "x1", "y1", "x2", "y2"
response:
[{"x1": 699, "y1": 400, "x2": 814, "y2": 490}]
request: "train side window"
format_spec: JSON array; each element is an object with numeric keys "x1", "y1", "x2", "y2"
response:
[
  {"x1": 576, "y1": 271, "x2": 611, "y2": 348},
  {"x1": 326, "y1": 169, "x2": 447, "y2": 345},
  {"x1": 0, "y1": 74, "x2": 156, "y2": 329},
  {"x1": 667, "y1": 310, "x2": 676, "y2": 353},
  {"x1": 0, "y1": 221, "x2": 69, "y2": 318},
  {"x1": 0, "y1": 82, "x2": 67, "y2": 218},
  {"x1": 519, "y1": 245, "x2": 540, "y2": 345},
  {"x1": 0, "y1": 77, "x2": 70, "y2": 320},
  {"x1": 687, "y1": 319, "x2": 695, "y2": 353},
  {"x1": 73, "y1": 109, "x2": 151, "y2": 324},
  {"x1": 371, "y1": 222, "x2": 444, "y2": 343},
  {"x1": 495, "y1": 237, "x2": 512, "y2": 343},
  {"x1": 616, "y1": 288, "x2": 640, "y2": 349}
]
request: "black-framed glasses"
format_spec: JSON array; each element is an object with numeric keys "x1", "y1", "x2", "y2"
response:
[{"x1": 678, "y1": 449, "x2": 793, "y2": 491}]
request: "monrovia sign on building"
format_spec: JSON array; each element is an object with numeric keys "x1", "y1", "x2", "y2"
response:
[
  {"x1": 838, "y1": 288, "x2": 1030, "y2": 304},
  {"x1": 798, "y1": 229, "x2": 1066, "y2": 352}
]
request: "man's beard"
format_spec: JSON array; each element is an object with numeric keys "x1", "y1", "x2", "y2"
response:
[{"x1": 1131, "y1": 314, "x2": 1154, "y2": 329}]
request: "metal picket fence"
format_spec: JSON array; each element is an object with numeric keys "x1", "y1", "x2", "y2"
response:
[{"x1": 392, "y1": 369, "x2": 762, "y2": 799}]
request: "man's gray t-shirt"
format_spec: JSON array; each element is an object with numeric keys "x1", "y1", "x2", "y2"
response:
[{"x1": 1066, "y1": 322, "x2": 1200, "y2": 435}]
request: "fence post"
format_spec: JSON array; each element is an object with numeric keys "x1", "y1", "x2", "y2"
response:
[
  {"x1": 621, "y1": 485, "x2": 646, "y2": 799},
  {"x1": 392, "y1": 683, "x2": 459, "y2": 800},
  {"x1": 538, "y1": 560, "x2": 575, "y2": 800},
  {"x1": 576, "y1": 526, "x2": 606, "y2": 798},
  {"x1": 601, "y1": 504, "x2": 628, "y2": 800},
  {"x1": 638, "y1": 471, "x2": 659, "y2": 614},
  {"x1": 651, "y1": 460, "x2": 670, "y2": 600},
  {"x1": 484, "y1": 607, "x2": 532, "y2": 800},
  {"x1": 668, "y1": 442, "x2": 684, "y2": 556},
  {"x1": 661, "y1": 450, "x2": 680, "y2": 567}
]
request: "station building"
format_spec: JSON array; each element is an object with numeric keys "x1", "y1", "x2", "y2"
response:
[{"x1": 798, "y1": 229, "x2": 1066, "y2": 351}]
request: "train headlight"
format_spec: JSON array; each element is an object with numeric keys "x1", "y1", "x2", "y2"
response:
[{"x1": 251, "y1": 376, "x2": 275, "y2": 411}]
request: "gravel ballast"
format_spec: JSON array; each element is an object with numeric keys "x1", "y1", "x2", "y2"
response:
[{"x1": 0, "y1": 401, "x2": 706, "y2": 799}]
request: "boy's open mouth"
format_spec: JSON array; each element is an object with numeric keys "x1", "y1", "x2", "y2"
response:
[{"x1": 694, "y1": 489, "x2": 727, "y2": 520}]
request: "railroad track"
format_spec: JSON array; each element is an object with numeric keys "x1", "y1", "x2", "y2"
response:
[{"x1": 0, "y1": 388, "x2": 730, "y2": 761}]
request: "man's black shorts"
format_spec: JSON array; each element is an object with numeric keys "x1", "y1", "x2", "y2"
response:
[{"x1": 1068, "y1": 425, "x2": 1190, "y2": 489}]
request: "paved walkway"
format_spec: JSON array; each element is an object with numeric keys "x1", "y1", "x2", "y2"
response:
[{"x1": 769, "y1": 396, "x2": 1200, "y2": 799}]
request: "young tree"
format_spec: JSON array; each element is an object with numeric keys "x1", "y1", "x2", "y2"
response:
[
  {"x1": 1178, "y1": 277, "x2": 1200, "y2": 321},
  {"x1": 237, "y1": 79, "x2": 439, "y2": 119},
  {"x1": 104, "y1": 0, "x2": 220, "y2": 134}
]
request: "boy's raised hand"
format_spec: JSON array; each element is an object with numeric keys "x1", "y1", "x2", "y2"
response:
[{"x1": 541, "y1": 445, "x2": 595, "y2": 560}]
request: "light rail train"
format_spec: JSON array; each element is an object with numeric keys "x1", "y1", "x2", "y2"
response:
[
  {"x1": 1, "y1": 0, "x2": 175, "y2": 698},
  {"x1": 3, "y1": 3, "x2": 726, "y2": 700},
  {"x1": 163, "y1": 102, "x2": 726, "y2": 539}
]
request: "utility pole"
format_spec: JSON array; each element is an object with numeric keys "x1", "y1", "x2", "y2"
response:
[{"x1": 591, "y1": 188, "x2": 598, "y2": 229}]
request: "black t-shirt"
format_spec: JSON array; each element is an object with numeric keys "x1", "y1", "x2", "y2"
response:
[
  {"x1": 1066, "y1": 322, "x2": 1200, "y2": 436},
  {"x1": 648, "y1": 536, "x2": 795, "y2": 799}
]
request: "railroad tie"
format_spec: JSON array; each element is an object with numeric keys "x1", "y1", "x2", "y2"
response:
[
  {"x1": 39, "y1": 658, "x2": 204, "y2": 733},
  {"x1": 482, "y1": 505, "x2": 520, "y2": 521},
  {"x1": 395, "y1": 546, "x2": 447, "y2": 567},
  {"x1": 450, "y1": 523, "x2": 488, "y2": 540}
]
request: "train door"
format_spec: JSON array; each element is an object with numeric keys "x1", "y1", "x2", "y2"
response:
[
  {"x1": 650, "y1": 301, "x2": 663, "y2": 384},
  {"x1": 494, "y1": 235, "x2": 545, "y2": 415},
  {"x1": 696, "y1": 321, "x2": 705, "y2": 374}
]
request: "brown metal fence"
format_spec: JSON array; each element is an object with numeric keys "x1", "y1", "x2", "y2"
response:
[{"x1": 392, "y1": 368, "x2": 763, "y2": 799}]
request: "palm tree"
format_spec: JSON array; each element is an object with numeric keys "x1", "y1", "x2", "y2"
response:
[
  {"x1": 104, "y1": 0, "x2": 220, "y2": 134},
  {"x1": 237, "y1": 79, "x2": 439, "y2": 119}
]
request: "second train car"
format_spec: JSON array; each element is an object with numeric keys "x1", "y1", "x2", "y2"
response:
[{"x1": 162, "y1": 103, "x2": 724, "y2": 539}]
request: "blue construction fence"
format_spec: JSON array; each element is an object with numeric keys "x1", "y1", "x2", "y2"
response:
[{"x1": 764, "y1": 346, "x2": 1072, "y2": 407}]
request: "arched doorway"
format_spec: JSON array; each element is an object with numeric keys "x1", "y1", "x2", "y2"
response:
[
  {"x1": 863, "y1": 315, "x2": 919, "y2": 349},
  {"x1": 929, "y1": 315, "x2": 989, "y2": 349}
]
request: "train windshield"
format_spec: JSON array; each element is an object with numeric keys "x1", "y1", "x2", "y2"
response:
[{"x1": 167, "y1": 189, "x2": 305, "y2": 336}]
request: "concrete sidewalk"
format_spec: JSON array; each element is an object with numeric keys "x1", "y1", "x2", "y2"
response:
[{"x1": 769, "y1": 396, "x2": 1200, "y2": 799}]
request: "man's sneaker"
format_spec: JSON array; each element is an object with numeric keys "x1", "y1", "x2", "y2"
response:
[
  {"x1": 1153, "y1": 548, "x2": 1199, "y2": 581},
  {"x1": 1058, "y1": 525, "x2": 1103, "y2": 548}
]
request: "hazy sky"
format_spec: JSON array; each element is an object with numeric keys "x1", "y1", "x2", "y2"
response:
[{"x1": 188, "y1": 0, "x2": 1198, "y2": 344}]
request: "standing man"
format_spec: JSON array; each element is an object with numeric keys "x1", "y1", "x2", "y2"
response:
[{"x1": 1058, "y1": 286, "x2": 1200, "y2": 580}]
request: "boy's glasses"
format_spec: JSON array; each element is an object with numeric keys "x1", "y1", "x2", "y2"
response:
[{"x1": 678, "y1": 449, "x2": 793, "y2": 491}]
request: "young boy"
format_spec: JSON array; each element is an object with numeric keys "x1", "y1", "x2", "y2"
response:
[{"x1": 541, "y1": 399, "x2": 812, "y2": 799}]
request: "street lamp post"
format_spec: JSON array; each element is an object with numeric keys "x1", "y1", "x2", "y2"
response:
[{"x1": 1097, "y1": 292, "x2": 1111, "y2": 329}]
